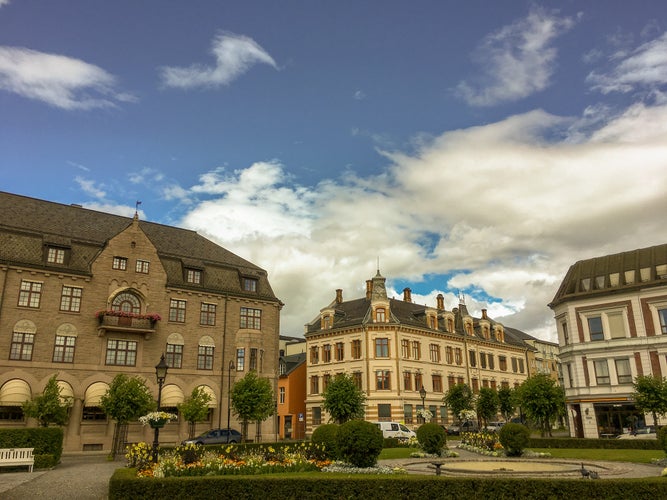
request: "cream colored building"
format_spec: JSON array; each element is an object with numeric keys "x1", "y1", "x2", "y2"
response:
[
  {"x1": 0, "y1": 192, "x2": 281, "y2": 451},
  {"x1": 550, "y1": 243, "x2": 667, "y2": 438},
  {"x1": 304, "y1": 270, "x2": 536, "y2": 433}
]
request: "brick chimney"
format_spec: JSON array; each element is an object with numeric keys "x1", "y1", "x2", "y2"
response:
[
  {"x1": 336, "y1": 289, "x2": 343, "y2": 304},
  {"x1": 481, "y1": 308, "x2": 488, "y2": 320},
  {"x1": 403, "y1": 287, "x2": 412, "y2": 303},
  {"x1": 366, "y1": 280, "x2": 372, "y2": 299},
  {"x1": 436, "y1": 293, "x2": 444, "y2": 310}
]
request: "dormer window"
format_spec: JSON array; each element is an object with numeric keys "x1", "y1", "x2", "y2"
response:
[
  {"x1": 46, "y1": 246, "x2": 66, "y2": 264},
  {"x1": 322, "y1": 315, "x2": 332, "y2": 329},
  {"x1": 375, "y1": 307, "x2": 386, "y2": 323},
  {"x1": 243, "y1": 277, "x2": 258, "y2": 292},
  {"x1": 186, "y1": 268, "x2": 202, "y2": 284},
  {"x1": 112, "y1": 256, "x2": 128, "y2": 270},
  {"x1": 135, "y1": 259, "x2": 150, "y2": 274}
]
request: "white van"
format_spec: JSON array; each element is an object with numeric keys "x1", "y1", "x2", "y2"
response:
[{"x1": 373, "y1": 421, "x2": 416, "y2": 440}]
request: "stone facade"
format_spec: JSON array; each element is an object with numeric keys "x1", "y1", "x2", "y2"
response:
[
  {"x1": 0, "y1": 192, "x2": 281, "y2": 451},
  {"x1": 304, "y1": 270, "x2": 536, "y2": 434}
]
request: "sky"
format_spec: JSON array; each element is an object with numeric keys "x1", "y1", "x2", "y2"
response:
[{"x1": 2, "y1": 1, "x2": 667, "y2": 342}]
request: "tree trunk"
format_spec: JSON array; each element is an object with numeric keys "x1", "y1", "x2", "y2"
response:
[
  {"x1": 188, "y1": 421, "x2": 196, "y2": 439},
  {"x1": 111, "y1": 422, "x2": 128, "y2": 457}
]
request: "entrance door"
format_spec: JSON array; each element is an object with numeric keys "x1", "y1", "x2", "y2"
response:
[{"x1": 284, "y1": 415, "x2": 292, "y2": 439}]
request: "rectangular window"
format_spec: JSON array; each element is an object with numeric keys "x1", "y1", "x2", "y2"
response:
[
  {"x1": 112, "y1": 256, "x2": 127, "y2": 270},
  {"x1": 519, "y1": 358, "x2": 525, "y2": 373},
  {"x1": 499, "y1": 356, "x2": 507, "y2": 371},
  {"x1": 10, "y1": 332, "x2": 34, "y2": 360},
  {"x1": 186, "y1": 268, "x2": 202, "y2": 284},
  {"x1": 455, "y1": 348, "x2": 462, "y2": 365},
  {"x1": 608, "y1": 312, "x2": 626, "y2": 339},
  {"x1": 375, "y1": 307, "x2": 386, "y2": 322},
  {"x1": 18, "y1": 280, "x2": 42, "y2": 308},
  {"x1": 469, "y1": 350, "x2": 477, "y2": 367},
  {"x1": 472, "y1": 378, "x2": 479, "y2": 393},
  {"x1": 240, "y1": 307, "x2": 261, "y2": 329},
  {"x1": 412, "y1": 341, "x2": 421, "y2": 360},
  {"x1": 588, "y1": 316, "x2": 604, "y2": 341},
  {"x1": 200, "y1": 303, "x2": 216, "y2": 326},
  {"x1": 375, "y1": 338, "x2": 389, "y2": 358},
  {"x1": 404, "y1": 404, "x2": 413, "y2": 424},
  {"x1": 376, "y1": 370, "x2": 391, "y2": 390},
  {"x1": 446, "y1": 346, "x2": 453, "y2": 364},
  {"x1": 335, "y1": 342, "x2": 344, "y2": 361},
  {"x1": 511, "y1": 357, "x2": 518, "y2": 373},
  {"x1": 53, "y1": 335, "x2": 75, "y2": 363},
  {"x1": 378, "y1": 403, "x2": 391, "y2": 421},
  {"x1": 236, "y1": 348, "x2": 245, "y2": 371},
  {"x1": 312, "y1": 406, "x2": 322, "y2": 425},
  {"x1": 488, "y1": 354, "x2": 495, "y2": 370},
  {"x1": 310, "y1": 376, "x2": 319, "y2": 395},
  {"x1": 414, "y1": 372, "x2": 423, "y2": 391},
  {"x1": 105, "y1": 339, "x2": 137, "y2": 366},
  {"x1": 448, "y1": 375, "x2": 456, "y2": 389},
  {"x1": 169, "y1": 299, "x2": 186, "y2": 322},
  {"x1": 401, "y1": 339, "x2": 410, "y2": 358},
  {"x1": 135, "y1": 259, "x2": 150, "y2": 273},
  {"x1": 480, "y1": 352, "x2": 487, "y2": 369},
  {"x1": 352, "y1": 371, "x2": 362, "y2": 389},
  {"x1": 403, "y1": 371, "x2": 412, "y2": 391},
  {"x1": 60, "y1": 286, "x2": 82, "y2": 312},
  {"x1": 243, "y1": 278, "x2": 258, "y2": 292},
  {"x1": 351, "y1": 339, "x2": 362, "y2": 359},
  {"x1": 249, "y1": 348, "x2": 258, "y2": 371},
  {"x1": 279, "y1": 387, "x2": 285, "y2": 404},
  {"x1": 615, "y1": 358, "x2": 632, "y2": 384},
  {"x1": 429, "y1": 344, "x2": 441, "y2": 363},
  {"x1": 594, "y1": 359, "x2": 610, "y2": 385},
  {"x1": 562, "y1": 322, "x2": 569, "y2": 344},
  {"x1": 660, "y1": 308, "x2": 667, "y2": 334},
  {"x1": 166, "y1": 343, "x2": 183, "y2": 369},
  {"x1": 47, "y1": 247, "x2": 65, "y2": 264},
  {"x1": 432, "y1": 374, "x2": 443, "y2": 392},
  {"x1": 198, "y1": 345, "x2": 214, "y2": 370},
  {"x1": 322, "y1": 344, "x2": 332, "y2": 363},
  {"x1": 323, "y1": 374, "x2": 331, "y2": 390},
  {"x1": 310, "y1": 346, "x2": 319, "y2": 364},
  {"x1": 440, "y1": 405, "x2": 447, "y2": 424}
]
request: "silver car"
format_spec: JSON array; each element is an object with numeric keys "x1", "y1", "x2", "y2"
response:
[{"x1": 182, "y1": 428, "x2": 242, "y2": 445}]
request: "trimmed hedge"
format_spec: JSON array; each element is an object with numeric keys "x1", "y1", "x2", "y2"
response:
[
  {"x1": 416, "y1": 423, "x2": 446, "y2": 454},
  {"x1": 0, "y1": 427, "x2": 64, "y2": 466},
  {"x1": 528, "y1": 437, "x2": 662, "y2": 450},
  {"x1": 109, "y1": 471, "x2": 667, "y2": 499}
]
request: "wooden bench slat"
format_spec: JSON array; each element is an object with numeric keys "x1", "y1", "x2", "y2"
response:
[{"x1": 0, "y1": 447, "x2": 35, "y2": 472}]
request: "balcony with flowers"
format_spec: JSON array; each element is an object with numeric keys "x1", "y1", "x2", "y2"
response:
[{"x1": 96, "y1": 310, "x2": 161, "y2": 338}]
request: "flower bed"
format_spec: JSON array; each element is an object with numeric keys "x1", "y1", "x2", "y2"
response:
[{"x1": 459, "y1": 431, "x2": 504, "y2": 456}]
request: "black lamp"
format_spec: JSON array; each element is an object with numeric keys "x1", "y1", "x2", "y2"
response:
[{"x1": 152, "y1": 354, "x2": 169, "y2": 463}]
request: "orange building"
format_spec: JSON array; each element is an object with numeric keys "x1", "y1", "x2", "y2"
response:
[{"x1": 277, "y1": 353, "x2": 306, "y2": 439}]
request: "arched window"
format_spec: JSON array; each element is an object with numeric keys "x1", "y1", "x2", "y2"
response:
[{"x1": 111, "y1": 291, "x2": 141, "y2": 314}]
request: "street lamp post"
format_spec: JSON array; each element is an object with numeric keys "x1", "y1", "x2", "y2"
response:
[
  {"x1": 227, "y1": 361, "x2": 235, "y2": 435},
  {"x1": 152, "y1": 354, "x2": 169, "y2": 463},
  {"x1": 419, "y1": 386, "x2": 427, "y2": 423}
]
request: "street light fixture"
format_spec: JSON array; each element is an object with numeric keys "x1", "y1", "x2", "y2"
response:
[
  {"x1": 419, "y1": 386, "x2": 427, "y2": 423},
  {"x1": 227, "y1": 361, "x2": 235, "y2": 435},
  {"x1": 152, "y1": 354, "x2": 169, "y2": 463}
]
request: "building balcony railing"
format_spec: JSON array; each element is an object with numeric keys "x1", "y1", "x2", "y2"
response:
[{"x1": 96, "y1": 312, "x2": 158, "y2": 339}]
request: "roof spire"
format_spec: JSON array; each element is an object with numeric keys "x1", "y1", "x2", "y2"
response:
[{"x1": 134, "y1": 200, "x2": 142, "y2": 219}]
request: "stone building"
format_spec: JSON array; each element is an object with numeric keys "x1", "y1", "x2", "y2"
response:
[
  {"x1": 0, "y1": 192, "x2": 281, "y2": 451},
  {"x1": 550, "y1": 243, "x2": 667, "y2": 438},
  {"x1": 304, "y1": 270, "x2": 536, "y2": 434}
]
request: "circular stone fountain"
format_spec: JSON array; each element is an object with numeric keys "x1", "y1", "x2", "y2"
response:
[{"x1": 440, "y1": 461, "x2": 580, "y2": 475}]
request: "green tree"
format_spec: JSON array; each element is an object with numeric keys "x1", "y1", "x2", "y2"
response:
[
  {"x1": 178, "y1": 387, "x2": 212, "y2": 439},
  {"x1": 498, "y1": 387, "x2": 515, "y2": 422},
  {"x1": 515, "y1": 374, "x2": 565, "y2": 437},
  {"x1": 476, "y1": 387, "x2": 499, "y2": 427},
  {"x1": 633, "y1": 375, "x2": 667, "y2": 433},
  {"x1": 22, "y1": 375, "x2": 72, "y2": 427},
  {"x1": 443, "y1": 383, "x2": 474, "y2": 423},
  {"x1": 322, "y1": 373, "x2": 366, "y2": 424},
  {"x1": 100, "y1": 374, "x2": 155, "y2": 456},
  {"x1": 230, "y1": 371, "x2": 274, "y2": 442}
]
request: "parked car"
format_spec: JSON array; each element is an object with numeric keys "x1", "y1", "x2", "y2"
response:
[
  {"x1": 373, "y1": 421, "x2": 416, "y2": 440},
  {"x1": 444, "y1": 420, "x2": 479, "y2": 435},
  {"x1": 484, "y1": 421, "x2": 505, "y2": 432},
  {"x1": 182, "y1": 428, "x2": 242, "y2": 445}
]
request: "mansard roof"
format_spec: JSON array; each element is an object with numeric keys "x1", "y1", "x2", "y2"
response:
[
  {"x1": 0, "y1": 191, "x2": 278, "y2": 301},
  {"x1": 549, "y1": 243, "x2": 667, "y2": 308}
]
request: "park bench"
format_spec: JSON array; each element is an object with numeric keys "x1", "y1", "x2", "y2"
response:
[{"x1": 0, "y1": 447, "x2": 34, "y2": 472}]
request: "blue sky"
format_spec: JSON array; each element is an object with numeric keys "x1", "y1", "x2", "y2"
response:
[{"x1": 2, "y1": 1, "x2": 667, "y2": 340}]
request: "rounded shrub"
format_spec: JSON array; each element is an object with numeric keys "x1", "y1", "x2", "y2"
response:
[
  {"x1": 416, "y1": 423, "x2": 446, "y2": 454},
  {"x1": 336, "y1": 419, "x2": 384, "y2": 468},
  {"x1": 658, "y1": 426, "x2": 667, "y2": 454},
  {"x1": 498, "y1": 423, "x2": 530, "y2": 456},
  {"x1": 311, "y1": 423, "x2": 340, "y2": 459}
]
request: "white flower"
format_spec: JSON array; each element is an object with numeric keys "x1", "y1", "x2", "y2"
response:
[{"x1": 138, "y1": 411, "x2": 178, "y2": 425}]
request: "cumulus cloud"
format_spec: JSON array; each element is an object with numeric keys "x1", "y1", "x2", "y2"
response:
[
  {"x1": 0, "y1": 0, "x2": 10, "y2": 8},
  {"x1": 160, "y1": 32, "x2": 277, "y2": 89},
  {"x1": 0, "y1": 46, "x2": 135, "y2": 109},
  {"x1": 456, "y1": 7, "x2": 577, "y2": 106},
  {"x1": 587, "y1": 31, "x2": 667, "y2": 94},
  {"x1": 75, "y1": 176, "x2": 107, "y2": 199},
  {"x1": 176, "y1": 102, "x2": 667, "y2": 341}
]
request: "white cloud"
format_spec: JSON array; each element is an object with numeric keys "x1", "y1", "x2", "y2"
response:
[
  {"x1": 587, "y1": 32, "x2": 667, "y2": 94},
  {"x1": 74, "y1": 176, "x2": 106, "y2": 199},
  {"x1": 0, "y1": 46, "x2": 134, "y2": 110},
  {"x1": 160, "y1": 32, "x2": 277, "y2": 89},
  {"x1": 353, "y1": 90, "x2": 366, "y2": 100},
  {"x1": 456, "y1": 7, "x2": 576, "y2": 106},
  {"x1": 83, "y1": 202, "x2": 143, "y2": 219},
  {"x1": 0, "y1": 0, "x2": 10, "y2": 8}
]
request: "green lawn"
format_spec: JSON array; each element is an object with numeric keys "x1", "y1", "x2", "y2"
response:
[
  {"x1": 378, "y1": 448, "x2": 415, "y2": 460},
  {"x1": 530, "y1": 448, "x2": 664, "y2": 463}
]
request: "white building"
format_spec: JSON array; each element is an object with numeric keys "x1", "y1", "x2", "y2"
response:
[{"x1": 550, "y1": 243, "x2": 667, "y2": 438}]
